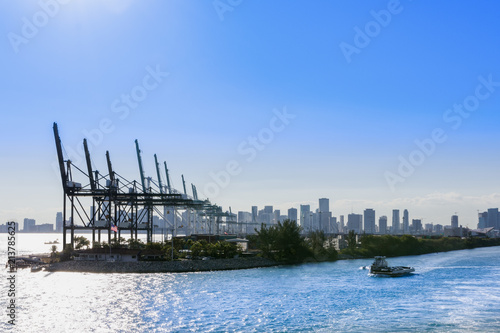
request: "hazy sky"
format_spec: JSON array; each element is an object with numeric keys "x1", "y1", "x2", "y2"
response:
[{"x1": 2, "y1": 0, "x2": 500, "y2": 228}]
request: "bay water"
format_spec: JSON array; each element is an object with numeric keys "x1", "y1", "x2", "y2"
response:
[{"x1": 1, "y1": 233, "x2": 499, "y2": 332}]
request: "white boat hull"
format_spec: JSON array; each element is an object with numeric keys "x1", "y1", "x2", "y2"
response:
[{"x1": 370, "y1": 266, "x2": 415, "y2": 276}]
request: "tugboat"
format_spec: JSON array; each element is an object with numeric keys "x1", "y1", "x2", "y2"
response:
[{"x1": 369, "y1": 256, "x2": 415, "y2": 277}]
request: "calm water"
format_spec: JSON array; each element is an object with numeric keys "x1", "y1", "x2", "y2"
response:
[{"x1": 1, "y1": 233, "x2": 500, "y2": 332}]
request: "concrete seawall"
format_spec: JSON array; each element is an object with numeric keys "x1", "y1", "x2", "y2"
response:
[{"x1": 46, "y1": 257, "x2": 278, "y2": 273}]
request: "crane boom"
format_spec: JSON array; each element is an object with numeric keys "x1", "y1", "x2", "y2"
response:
[
  {"x1": 154, "y1": 154, "x2": 164, "y2": 194},
  {"x1": 163, "y1": 162, "x2": 172, "y2": 194},
  {"x1": 106, "y1": 151, "x2": 115, "y2": 183},
  {"x1": 83, "y1": 139, "x2": 96, "y2": 191},
  {"x1": 191, "y1": 184, "x2": 197, "y2": 200},
  {"x1": 135, "y1": 140, "x2": 147, "y2": 193},
  {"x1": 52, "y1": 123, "x2": 68, "y2": 191},
  {"x1": 182, "y1": 175, "x2": 187, "y2": 196}
]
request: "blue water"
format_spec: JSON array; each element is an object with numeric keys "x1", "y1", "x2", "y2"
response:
[{"x1": 1, "y1": 234, "x2": 500, "y2": 332}]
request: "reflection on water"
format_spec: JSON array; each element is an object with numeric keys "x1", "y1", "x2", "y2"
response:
[{"x1": 1, "y1": 234, "x2": 499, "y2": 332}]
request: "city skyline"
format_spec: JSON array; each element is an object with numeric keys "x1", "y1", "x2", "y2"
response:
[
  {"x1": 2, "y1": 1, "x2": 500, "y2": 228},
  {"x1": 7, "y1": 200, "x2": 497, "y2": 235}
]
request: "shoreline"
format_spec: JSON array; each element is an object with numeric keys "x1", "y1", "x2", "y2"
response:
[
  {"x1": 39, "y1": 244, "x2": 500, "y2": 274},
  {"x1": 45, "y1": 257, "x2": 278, "y2": 274}
]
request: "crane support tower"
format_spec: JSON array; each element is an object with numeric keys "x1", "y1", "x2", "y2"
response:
[{"x1": 52, "y1": 123, "x2": 230, "y2": 250}]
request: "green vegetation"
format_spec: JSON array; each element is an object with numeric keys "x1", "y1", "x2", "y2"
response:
[
  {"x1": 59, "y1": 228, "x2": 500, "y2": 265},
  {"x1": 127, "y1": 238, "x2": 145, "y2": 249},
  {"x1": 252, "y1": 219, "x2": 337, "y2": 264},
  {"x1": 189, "y1": 240, "x2": 240, "y2": 259},
  {"x1": 59, "y1": 245, "x2": 73, "y2": 261},
  {"x1": 84, "y1": 236, "x2": 241, "y2": 261},
  {"x1": 346, "y1": 230, "x2": 357, "y2": 252},
  {"x1": 74, "y1": 236, "x2": 90, "y2": 250},
  {"x1": 306, "y1": 230, "x2": 338, "y2": 262},
  {"x1": 252, "y1": 221, "x2": 500, "y2": 264},
  {"x1": 341, "y1": 234, "x2": 500, "y2": 258}
]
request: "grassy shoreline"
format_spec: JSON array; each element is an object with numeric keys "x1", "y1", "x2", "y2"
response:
[{"x1": 338, "y1": 235, "x2": 500, "y2": 260}]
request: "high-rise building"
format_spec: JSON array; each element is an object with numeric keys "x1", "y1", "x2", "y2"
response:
[
  {"x1": 258, "y1": 209, "x2": 272, "y2": 226},
  {"x1": 339, "y1": 215, "x2": 345, "y2": 233},
  {"x1": 319, "y1": 198, "x2": 329, "y2": 213},
  {"x1": 238, "y1": 211, "x2": 252, "y2": 223},
  {"x1": 311, "y1": 211, "x2": 319, "y2": 231},
  {"x1": 363, "y1": 209, "x2": 376, "y2": 234},
  {"x1": 403, "y1": 209, "x2": 409, "y2": 234},
  {"x1": 347, "y1": 214, "x2": 362, "y2": 234},
  {"x1": 379, "y1": 216, "x2": 387, "y2": 234},
  {"x1": 318, "y1": 198, "x2": 331, "y2": 233},
  {"x1": 37, "y1": 224, "x2": 53, "y2": 232},
  {"x1": 487, "y1": 208, "x2": 499, "y2": 228},
  {"x1": 251, "y1": 206, "x2": 258, "y2": 224},
  {"x1": 264, "y1": 206, "x2": 273, "y2": 214},
  {"x1": 274, "y1": 210, "x2": 280, "y2": 224},
  {"x1": 300, "y1": 205, "x2": 311, "y2": 232},
  {"x1": 288, "y1": 208, "x2": 298, "y2": 223},
  {"x1": 56, "y1": 212, "x2": 63, "y2": 232},
  {"x1": 451, "y1": 215, "x2": 458, "y2": 228},
  {"x1": 23, "y1": 218, "x2": 36, "y2": 232},
  {"x1": 478, "y1": 211, "x2": 487, "y2": 229},
  {"x1": 1, "y1": 222, "x2": 20, "y2": 233},
  {"x1": 412, "y1": 219, "x2": 422, "y2": 234},
  {"x1": 392, "y1": 210, "x2": 400, "y2": 234},
  {"x1": 330, "y1": 216, "x2": 338, "y2": 233}
]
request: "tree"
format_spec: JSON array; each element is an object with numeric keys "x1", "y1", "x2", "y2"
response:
[
  {"x1": 74, "y1": 236, "x2": 90, "y2": 250},
  {"x1": 255, "y1": 219, "x2": 312, "y2": 263},
  {"x1": 59, "y1": 245, "x2": 73, "y2": 261},
  {"x1": 127, "y1": 238, "x2": 145, "y2": 250},
  {"x1": 110, "y1": 237, "x2": 127, "y2": 248},
  {"x1": 307, "y1": 231, "x2": 338, "y2": 261},
  {"x1": 190, "y1": 240, "x2": 205, "y2": 258},
  {"x1": 347, "y1": 230, "x2": 357, "y2": 252},
  {"x1": 145, "y1": 241, "x2": 163, "y2": 251}
]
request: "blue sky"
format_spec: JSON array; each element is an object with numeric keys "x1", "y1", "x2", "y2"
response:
[{"x1": 1, "y1": 0, "x2": 500, "y2": 228}]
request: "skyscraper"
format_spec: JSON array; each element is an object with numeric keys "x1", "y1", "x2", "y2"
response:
[
  {"x1": 56, "y1": 212, "x2": 63, "y2": 233},
  {"x1": 363, "y1": 209, "x2": 376, "y2": 234},
  {"x1": 318, "y1": 198, "x2": 331, "y2": 233},
  {"x1": 451, "y1": 215, "x2": 458, "y2": 228},
  {"x1": 264, "y1": 206, "x2": 273, "y2": 214},
  {"x1": 487, "y1": 208, "x2": 499, "y2": 228},
  {"x1": 319, "y1": 198, "x2": 329, "y2": 213},
  {"x1": 288, "y1": 208, "x2": 298, "y2": 223},
  {"x1": 23, "y1": 218, "x2": 36, "y2": 232},
  {"x1": 379, "y1": 216, "x2": 387, "y2": 234},
  {"x1": 330, "y1": 216, "x2": 338, "y2": 233},
  {"x1": 478, "y1": 211, "x2": 487, "y2": 229},
  {"x1": 392, "y1": 210, "x2": 400, "y2": 234},
  {"x1": 274, "y1": 210, "x2": 280, "y2": 224},
  {"x1": 251, "y1": 206, "x2": 258, "y2": 224},
  {"x1": 412, "y1": 219, "x2": 422, "y2": 234},
  {"x1": 300, "y1": 205, "x2": 311, "y2": 232},
  {"x1": 403, "y1": 209, "x2": 409, "y2": 234},
  {"x1": 347, "y1": 213, "x2": 362, "y2": 234}
]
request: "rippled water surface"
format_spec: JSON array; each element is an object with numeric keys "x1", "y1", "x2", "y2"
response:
[{"x1": 1, "y1": 234, "x2": 500, "y2": 332}]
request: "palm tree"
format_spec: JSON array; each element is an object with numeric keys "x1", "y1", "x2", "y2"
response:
[{"x1": 74, "y1": 236, "x2": 90, "y2": 250}]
